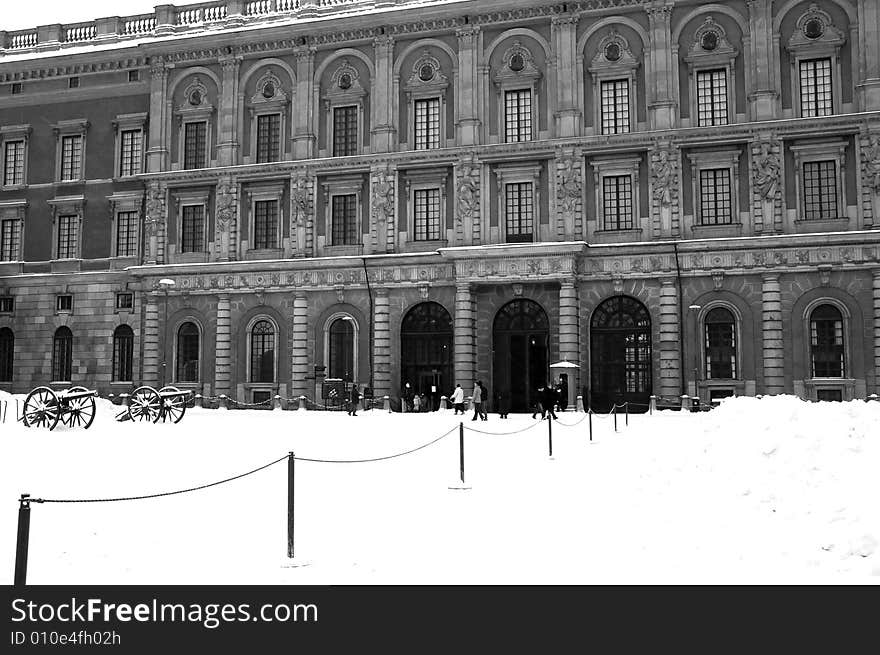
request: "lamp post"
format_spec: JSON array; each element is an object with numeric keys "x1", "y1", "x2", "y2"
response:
[
  {"x1": 158, "y1": 278, "x2": 175, "y2": 387},
  {"x1": 687, "y1": 304, "x2": 701, "y2": 400}
]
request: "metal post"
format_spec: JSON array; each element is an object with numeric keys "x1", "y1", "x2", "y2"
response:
[
  {"x1": 625, "y1": 403, "x2": 629, "y2": 426},
  {"x1": 588, "y1": 411, "x2": 593, "y2": 442},
  {"x1": 459, "y1": 422, "x2": 465, "y2": 484},
  {"x1": 14, "y1": 494, "x2": 31, "y2": 586},
  {"x1": 548, "y1": 415, "x2": 553, "y2": 457},
  {"x1": 287, "y1": 452, "x2": 294, "y2": 559},
  {"x1": 613, "y1": 408, "x2": 618, "y2": 432}
]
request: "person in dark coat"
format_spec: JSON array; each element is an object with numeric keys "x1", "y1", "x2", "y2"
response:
[
  {"x1": 531, "y1": 386, "x2": 545, "y2": 419},
  {"x1": 557, "y1": 376, "x2": 569, "y2": 412},
  {"x1": 496, "y1": 388, "x2": 509, "y2": 419},
  {"x1": 347, "y1": 384, "x2": 360, "y2": 416},
  {"x1": 541, "y1": 383, "x2": 558, "y2": 420}
]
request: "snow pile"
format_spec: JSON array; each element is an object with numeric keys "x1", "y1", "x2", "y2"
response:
[{"x1": 0, "y1": 390, "x2": 877, "y2": 583}]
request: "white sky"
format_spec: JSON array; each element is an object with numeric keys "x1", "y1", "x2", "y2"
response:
[{"x1": 4, "y1": 2, "x2": 206, "y2": 32}]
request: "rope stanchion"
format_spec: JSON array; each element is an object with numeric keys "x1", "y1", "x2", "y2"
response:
[
  {"x1": 548, "y1": 414, "x2": 553, "y2": 458},
  {"x1": 287, "y1": 452, "x2": 295, "y2": 559}
]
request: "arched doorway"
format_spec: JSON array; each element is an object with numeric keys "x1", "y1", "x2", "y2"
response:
[
  {"x1": 493, "y1": 299, "x2": 549, "y2": 412},
  {"x1": 589, "y1": 296, "x2": 652, "y2": 412},
  {"x1": 400, "y1": 302, "x2": 453, "y2": 410}
]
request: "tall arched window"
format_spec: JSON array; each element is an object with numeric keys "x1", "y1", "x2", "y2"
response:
[
  {"x1": 250, "y1": 319, "x2": 275, "y2": 383},
  {"x1": 112, "y1": 325, "x2": 134, "y2": 382},
  {"x1": 52, "y1": 326, "x2": 73, "y2": 382},
  {"x1": 176, "y1": 322, "x2": 200, "y2": 382},
  {"x1": 704, "y1": 307, "x2": 736, "y2": 379},
  {"x1": 0, "y1": 327, "x2": 13, "y2": 382},
  {"x1": 810, "y1": 304, "x2": 844, "y2": 377},
  {"x1": 328, "y1": 317, "x2": 355, "y2": 382}
]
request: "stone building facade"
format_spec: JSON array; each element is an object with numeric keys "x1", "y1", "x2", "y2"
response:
[{"x1": 1, "y1": 0, "x2": 880, "y2": 411}]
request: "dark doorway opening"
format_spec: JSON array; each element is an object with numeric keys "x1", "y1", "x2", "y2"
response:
[
  {"x1": 400, "y1": 302, "x2": 453, "y2": 411},
  {"x1": 493, "y1": 299, "x2": 549, "y2": 412}
]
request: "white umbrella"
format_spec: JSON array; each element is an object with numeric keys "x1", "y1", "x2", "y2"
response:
[{"x1": 549, "y1": 361, "x2": 580, "y2": 368}]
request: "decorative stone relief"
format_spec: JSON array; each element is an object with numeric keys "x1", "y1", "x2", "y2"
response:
[
  {"x1": 712, "y1": 271, "x2": 724, "y2": 290},
  {"x1": 861, "y1": 132, "x2": 880, "y2": 227},
  {"x1": 751, "y1": 138, "x2": 783, "y2": 233},
  {"x1": 556, "y1": 149, "x2": 583, "y2": 239},
  {"x1": 650, "y1": 142, "x2": 680, "y2": 236},
  {"x1": 455, "y1": 155, "x2": 480, "y2": 244},
  {"x1": 370, "y1": 165, "x2": 396, "y2": 253},
  {"x1": 144, "y1": 181, "x2": 166, "y2": 264},
  {"x1": 215, "y1": 176, "x2": 237, "y2": 261},
  {"x1": 290, "y1": 172, "x2": 314, "y2": 256}
]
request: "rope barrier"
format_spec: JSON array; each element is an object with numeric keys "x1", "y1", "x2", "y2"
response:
[
  {"x1": 464, "y1": 419, "x2": 544, "y2": 436},
  {"x1": 293, "y1": 425, "x2": 459, "y2": 464},
  {"x1": 554, "y1": 413, "x2": 589, "y2": 427},
  {"x1": 33, "y1": 455, "x2": 290, "y2": 504}
]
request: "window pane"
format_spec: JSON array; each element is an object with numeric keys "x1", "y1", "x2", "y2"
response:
[
  {"x1": 800, "y1": 58, "x2": 832, "y2": 117},
  {"x1": 183, "y1": 122, "x2": 207, "y2": 169},
  {"x1": 181, "y1": 205, "x2": 204, "y2": 252},
  {"x1": 112, "y1": 325, "x2": 134, "y2": 382},
  {"x1": 331, "y1": 194, "x2": 358, "y2": 246},
  {"x1": 414, "y1": 97, "x2": 441, "y2": 150},
  {"x1": 53, "y1": 328, "x2": 72, "y2": 382},
  {"x1": 115, "y1": 211, "x2": 138, "y2": 257},
  {"x1": 699, "y1": 169, "x2": 732, "y2": 225},
  {"x1": 253, "y1": 199, "x2": 278, "y2": 249},
  {"x1": 705, "y1": 307, "x2": 736, "y2": 379},
  {"x1": 696, "y1": 69, "x2": 728, "y2": 127},
  {"x1": 505, "y1": 182, "x2": 533, "y2": 242},
  {"x1": 803, "y1": 161, "x2": 837, "y2": 220},
  {"x1": 810, "y1": 304, "x2": 844, "y2": 377},
  {"x1": 57, "y1": 215, "x2": 78, "y2": 259},
  {"x1": 505, "y1": 90, "x2": 532, "y2": 143},
  {"x1": 4, "y1": 140, "x2": 24, "y2": 186},
  {"x1": 0, "y1": 328, "x2": 13, "y2": 382},
  {"x1": 250, "y1": 320, "x2": 275, "y2": 383},
  {"x1": 256, "y1": 113, "x2": 281, "y2": 163},
  {"x1": 119, "y1": 129, "x2": 142, "y2": 176},
  {"x1": 328, "y1": 318, "x2": 354, "y2": 382},
  {"x1": 602, "y1": 175, "x2": 633, "y2": 230},
  {"x1": 333, "y1": 106, "x2": 358, "y2": 157},
  {"x1": 600, "y1": 79, "x2": 630, "y2": 135},
  {"x1": 1, "y1": 219, "x2": 21, "y2": 261},
  {"x1": 176, "y1": 323, "x2": 200, "y2": 382},
  {"x1": 61, "y1": 135, "x2": 83, "y2": 181},
  {"x1": 414, "y1": 188, "x2": 441, "y2": 241}
]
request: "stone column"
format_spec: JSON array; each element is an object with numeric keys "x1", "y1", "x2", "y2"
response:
[
  {"x1": 558, "y1": 279, "x2": 580, "y2": 408},
  {"x1": 146, "y1": 57, "x2": 169, "y2": 172},
  {"x1": 292, "y1": 46, "x2": 316, "y2": 159},
  {"x1": 373, "y1": 288, "x2": 392, "y2": 398},
  {"x1": 551, "y1": 15, "x2": 581, "y2": 137},
  {"x1": 217, "y1": 55, "x2": 241, "y2": 167},
  {"x1": 873, "y1": 269, "x2": 880, "y2": 393},
  {"x1": 746, "y1": 0, "x2": 778, "y2": 120},
  {"x1": 761, "y1": 273, "x2": 785, "y2": 395},
  {"x1": 214, "y1": 294, "x2": 232, "y2": 398},
  {"x1": 455, "y1": 26, "x2": 481, "y2": 145},
  {"x1": 645, "y1": 3, "x2": 676, "y2": 130},
  {"x1": 454, "y1": 283, "x2": 477, "y2": 388},
  {"x1": 859, "y1": 0, "x2": 880, "y2": 110},
  {"x1": 371, "y1": 35, "x2": 396, "y2": 153},
  {"x1": 143, "y1": 293, "x2": 161, "y2": 387},
  {"x1": 658, "y1": 277, "x2": 681, "y2": 401},
  {"x1": 292, "y1": 293, "x2": 310, "y2": 397}
]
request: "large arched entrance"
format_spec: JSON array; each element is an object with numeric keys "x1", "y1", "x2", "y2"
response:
[
  {"x1": 400, "y1": 302, "x2": 453, "y2": 410},
  {"x1": 493, "y1": 299, "x2": 549, "y2": 412},
  {"x1": 589, "y1": 296, "x2": 652, "y2": 412}
]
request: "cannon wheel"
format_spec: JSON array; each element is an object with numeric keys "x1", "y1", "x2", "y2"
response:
[
  {"x1": 61, "y1": 385, "x2": 97, "y2": 430},
  {"x1": 129, "y1": 386, "x2": 161, "y2": 423},
  {"x1": 158, "y1": 386, "x2": 187, "y2": 424},
  {"x1": 22, "y1": 386, "x2": 60, "y2": 431}
]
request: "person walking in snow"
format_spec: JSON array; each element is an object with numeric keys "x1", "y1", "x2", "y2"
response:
[
  {"x1": 413, "y1": 393, "x2": 421, "y2": 412},
  {"x1": 347, "y1": 384, "x2": 360, "y2": 416},
  {"x1": 451, "y1": 384, "x2": 465, "y2": 414},
  {"x1": 496, "y1": 388, "x2": 509, "y2": 419},
  {"x1": 532, "y1": 385, "x2": 546, "y2": 419},
  {"x1": 541, "y1": 382, "x2": 558, "y2": 420},
  {"x1": 471, "y1": 380, "x2": 486, "y2": 421}
]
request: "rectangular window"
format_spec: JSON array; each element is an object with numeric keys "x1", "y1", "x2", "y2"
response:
[
  {"x1": 116, "y1": 293, "x2": 133, "y2": 310},
  {"x1": 253, "y1": 199, "x2": 279, "y2": 250},
  {"x1": 706, "y1": 323, "x2": 736, "y2": 379},
  {"x1": 699, "y1": 169, "x2": 732, "y2": 225},
  {"x1": 1, "y1": 220, "x2": 21, "y2": 261},
  {"x1": 68, "y1": 77, "x2": 79, "y2": 89},
  {"x1": 56, "y1": 295, "x2": 73, "y2": 312},
  {"x1": 128, "y1": 70, "x2": 140, "y2": 82},
  {"x1": 115, "y1": 211, "x2": 138, "y2": 257},
  {"x1": 602, "y1": 175, "x2": 633, "y2": 231},
  {"x1": 800, "y1": 58, "x2": 833, "y2": 117},
  {"x1": 0, "y1": 297, "x2": 13, "y2": 313},
  {"x1": 60, "y1": 135, "x2": 83, "y2": 181},
  {"x1": 256, "y1": 113, "x2": 281, "y2": 163},
  {"x1": 119, "y1": 129, "x2": 142, "y2": 177},
  {"x1": 183, "y1": 121, "x2": 207, "y2": 169},
  {"x1": 113, "y1": 329, "x2": 134, "y2": 382},
  {"x1": 11, "y1": 83, "x2": 22, "y2": 95},
  {"x1": 504, "y1": 182, "x2": 534, "y2": 242},
  {"x1": 696, "y1": 69, "x2": 728, "y2": 127},
  {"x1": 414, "y1": 97, "x2": 441, "y2": 150},
  {"x1": 331, "y1": 194, "x2": 358, "y2": 246},
  {"x1": 4, "y1": 140, "x2": 25, "y2": 186},
  {"x1": 504, "y1": 89, "x2": 532, "y2": 143},
  {"x1": 414, "y1": 188, "x2": 441, "y2": 241},
  {"x1": 57, "y1": 215, "x2": 78, "y2": 259},
  {"x1": 803, "y1": 160, "x2": 837, "y2": 220},
  {"x1": 600, "y1": 79, "x2": 630, "y2": 135},
  {"x1": 332, "y1": 106, "x2": 358, "y2": 157},
  {"x1": 181, "y1": 205, "x2": 205, "y2": 253}
]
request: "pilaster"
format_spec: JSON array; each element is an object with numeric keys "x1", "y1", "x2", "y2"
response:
[
  {"x1": 558, "y1": 279, "x2": 580, "y2": 407},
  {"x1": 873, "y1": 269, "x2": 880, "y2": 393},
  {"x1": 292, "y1": 293, "x2": 310, "y2": 397},
  {"x1": 645, "y1": 2, "x2": 676, "y2": 130},
  {"x1": 551, "y1": 15, "x2": 581, "y2": 138},
  {"x1": 373, "y1": 288, "x2": 392, "y2": 398},
  {"x1": 762, "y1": 273, "x2": 786, "y2": 394},
  {"x1": 371, "y1": 35, "x2": 396, "y2": 153},
  {"x1": 454, "y1": 282, "x2": 476, "y2": 388},
  {"x1": 146, "y1": 57, "x2": 169, "y2": 172},
  {"x1": 658, "y1": 277, "x2": 681, "y2": 401},
  {"x1": 215, "y1": 293, "x2": 232, "y2": 396},
  {"x1": 143, "y1": 293, "x2": 160, "y2": 387},
  {"x1": 293, "y1": 46, "x2": 317, "y2": 159},
  {"x1": 455, "y1": 26, "x2": 482, "y2": 145},
  {"x1": 858, "y1": 0, "x2": 880, "y2": 110},
  {"x1": 217, "y1": 55, "x2": 242, "y2": 166},
  {"x1": 746, "y1": 0, "x2": 778, "y2": 120}
]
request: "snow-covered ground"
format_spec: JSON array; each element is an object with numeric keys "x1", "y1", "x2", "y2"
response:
[{"x1": 1, "y1": 391, "x2": 878, "y2": 584}]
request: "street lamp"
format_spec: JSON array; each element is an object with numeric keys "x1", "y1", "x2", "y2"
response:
[
  {"x1": 687, "y1": 304, "x2": 701, "y2": 399},
  {"x1": 158, "y1": 278, "x2": 175, "y2": 387}
]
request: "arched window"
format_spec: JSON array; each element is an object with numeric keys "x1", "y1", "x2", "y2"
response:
[
  {"x1": 704, "y1": 307, "x2": 736, "y2": 379},
  {"x1": 401, "y1": 302, "x2": 453, "y2": 400},
  {"x1": 112, "y1": 325, "x2": 134, "y2": 382},
  {"x1": 176, "y1": 322, "x2": 200, "y2": 382},
  {"x1": 328, "y1": 317, "x2": 355, "y2": 382},
  {"x1": 250, "y1": 319, "x2": 275, "y2": 383},
  {"x1": 52, "y1": 326, "x2": 73, "y2": 382},
  {"x1": 810, "y1": 304, "x2": 844, "y2": 377},
  {"x1": 0, "y1": 327, "x2": 13, "y2": 382}
]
